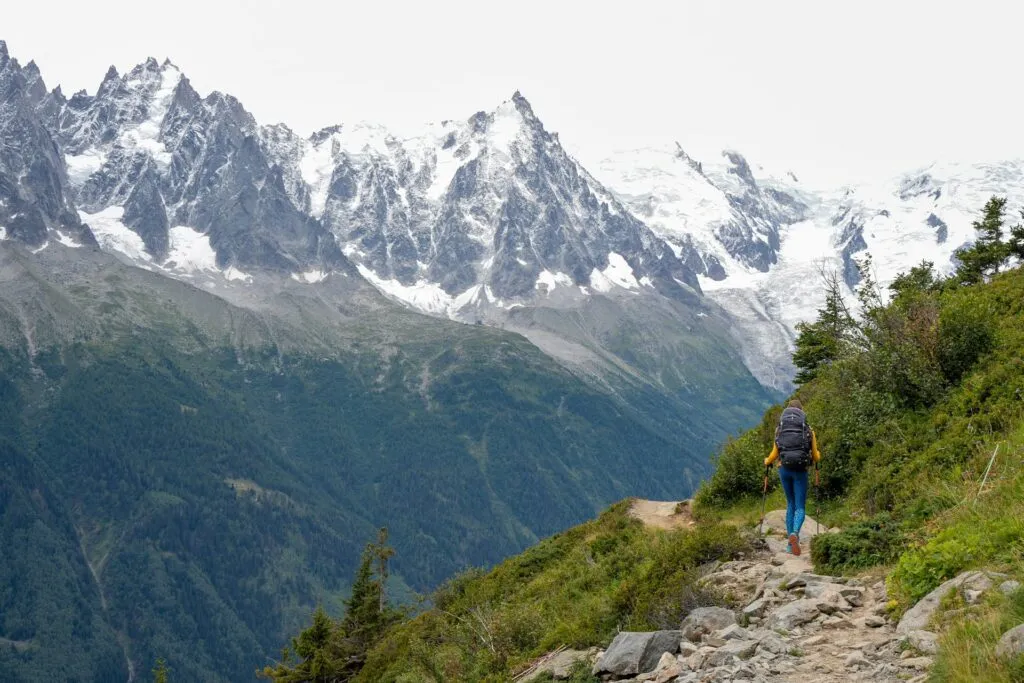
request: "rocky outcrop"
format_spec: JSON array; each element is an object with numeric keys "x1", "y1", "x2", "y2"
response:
[
  {"x1": 996, "y1": 623, "x2": 1024, "y2": 660},
  {"x1": 592, "y1": 631, "x2": 682, "y2": 677}
]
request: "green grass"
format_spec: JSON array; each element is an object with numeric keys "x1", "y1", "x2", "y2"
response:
[
  {"x1": 930, "y1": 587, "x2": 1024, "y2": 683},
  {"x1": 357, "y1": 502, "x2": 750, "y2": 682}
]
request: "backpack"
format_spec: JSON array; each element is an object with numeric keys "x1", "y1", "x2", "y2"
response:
[{"x1": 775, "y1": 407, "x2": 813, "y2": 471}]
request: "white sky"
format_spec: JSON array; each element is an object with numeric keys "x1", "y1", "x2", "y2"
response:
[{"x1": 5, "y1": 0, "x2": 1023, "y2": 186}]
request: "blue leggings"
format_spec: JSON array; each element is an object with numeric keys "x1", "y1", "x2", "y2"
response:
[{"x1": 778, "y1": 466, "x2": 809, "y2": 536}]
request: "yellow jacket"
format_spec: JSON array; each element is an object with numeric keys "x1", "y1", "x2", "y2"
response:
[{"x1": 765, "y1": 429, "x2": 822, "y2": 467}]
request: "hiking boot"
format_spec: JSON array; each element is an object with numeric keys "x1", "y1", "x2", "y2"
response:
[{"x1": 789, "y1": 533, "x2": 801, "y2": 556}]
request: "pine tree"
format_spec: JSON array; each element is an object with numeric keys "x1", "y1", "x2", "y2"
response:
[
  {"x1": 955, "y1": 196, "x2": 1010, "y2": 284},
  {"x1": 1009, "y1": 210, "x2": 1024, "y2": 261},
  {"x1": 341, "y1": 546, "x2": 383, "y2": 648},
  {"x1": 152, "y1": 659, "x2": 170, "y2": 683},
  {"x1": 792, "y1": 269, "x2": 858, "y2": 384}
]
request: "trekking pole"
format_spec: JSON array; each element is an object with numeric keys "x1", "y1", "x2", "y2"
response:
[
  {"x1": 814, "y1": 463, "x2": 821, "y2": 536},
  {"x1": 759, "y1": 465, "x2": 770, "y2": 537}
]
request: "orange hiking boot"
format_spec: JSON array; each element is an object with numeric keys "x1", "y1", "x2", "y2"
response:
[{"x1": 789, "y1": 533, "x2": 801, "y2": 556}]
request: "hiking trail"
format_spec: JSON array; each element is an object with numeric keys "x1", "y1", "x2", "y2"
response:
[{"x1": 523, "y1": 503, "x2": 935, "y2": 683}]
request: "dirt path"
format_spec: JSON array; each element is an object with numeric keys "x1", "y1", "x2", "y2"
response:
[{"x1": 628, "y1": 499, "x2": 696, "y2": 531}]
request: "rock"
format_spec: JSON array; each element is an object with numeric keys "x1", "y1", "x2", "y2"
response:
[
  {"x1": 897, "y1": 570, "x2": 1007, "y2": 634},
  {"x1": 766, "y1": 599, "x2": 820, "y2": 631},
  {"x1": 863, "y1": 615, "x2": 886, "y2": 628},
  {"x1": 1000, "y1": 580, "x2": 1022, "y2": 595},
  {"x1": 592, "y1": 631, "x2": 682, "y2": 677},
  {"x1": 802, "y1": 635, "x2": 827, "y2": 646},
  {"x1": 703, "y1": 635, "x2": 727, "y2": 648},
  {"x1": 705, "y1": 639, "x2": 758, "y2": 667},
  {"x1": 822, "y1": 615, "x2": 854, "y2": 630},
  {"x1": 681, "y1": 607, "x2": 736, "y2": 642},
  {"x1": 757, "y1": 632, "x2": 789, "y2": 654},
  {"x1": 995, "y1": 623, "x2": 1024, "y2": 659},
  {"x1": 649, "y1": 652, "x2": 682, "y2": 683},
  {"x1": 678, "y1": 640, "x2": 699, "y2": 656},
  {"x1": 522, "y1": 647, "x2": 598, "y2": 681},
  {"x1": 845, "y1": 652, "x2": 872, "y2": 668},
  {"x1": 742, "y1": 597, "x2": 770, "y2": 619},
  {"x1": 715, "y1": 624, "x2": 753, "y2": 641},
  {"x1": 904, "y1": 629, "x2": 939, "y2": 655},
  {"x1": 899, "y1": 656, "x2": 934, "y2": 670},
  {"x1": 814, "y1": 590, "x2": 850, "y2": 615}
]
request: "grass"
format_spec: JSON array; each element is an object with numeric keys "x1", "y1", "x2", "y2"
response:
[
  {"x1": 889, "y1": 424, "x2": 1024, "y2": 607},
  {"x1": 357, "y1": 502, "x2": 750, "y2": 682},
  {"x1": 930, "y1": 587, "x2": 1024, "y2": 683}
]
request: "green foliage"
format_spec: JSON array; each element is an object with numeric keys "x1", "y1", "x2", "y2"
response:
[
  {"x1": 810, "y1": 513, "x2": 905, "y2": 574},
  {"x1": 930, "y1": 586, "x2": 1024, "y2": 683},
  {"x1": 153, "y1": 658, "x2": 170, "y2": 683},
  {"x1": 261, "y1": 532, "x2": 403, "y2": 682},
  {"x1": 0, "y1": 327, "x2": 734, "y2": 681},
  {"x1": 792, "y1": 270, "x2": 858, "y2": 384},
  {"x1": 889, "y1": 431, "x2": 1024, "y2": 606},
  {"x1": 355, "y1": 505, "x2": 749, "y2": 682},
  {"x1": 955, "y1": 197, "x2": 1012, "y2": 285},
  {"x1": 937, "y1": 290, "x2": 996, "y2": 383}
]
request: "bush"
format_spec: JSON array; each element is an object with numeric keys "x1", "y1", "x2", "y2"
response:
[
  {"x1": 810, "y1": 513, "x2": 904, "y2": 575},
  {"x1": 937, "y1": 294, "x2": 995, "y2": 384}
]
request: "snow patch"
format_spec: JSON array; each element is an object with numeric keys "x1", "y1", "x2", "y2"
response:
[
  {"x1": 165, "y1": 226, "x2": 218, "y2": 274},
  {"x1": 300, "y1": 138, "x2": 336, "y2": 216},
  {"x1": 535, "y1": 270, "x2": 574, "y2": 293},
  {"x1": 80, "y1": 206, "x2": 151, "y2": 261},
  {"x1": 224, "y1": 267, "x2": 253, "y2": 283},
  {"x1": 357, "y1": 265, "x2": 457, "y2": 315},
  {"x1": 55, "y1": 232, "x2": 83, "y2": 248},
  {"x1": 589, "y1": 252, "x2": 640, "y2": 293},
  {"x1": 291, "y1": 269, "x2": 329, "y2": 284},
  {"x1": 65, "y1": 149, "x2": 108, "y2": 184},
  {"x1": 0, "y1": 226, "x2": 6, "y2": 241},
  {"x1": 118, "y1": 65, "x2": 181, "y2": 168}
]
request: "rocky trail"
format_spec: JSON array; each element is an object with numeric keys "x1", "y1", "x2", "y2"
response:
[{"x1": 523, "y1": 503, "x2": 1021, "y2": 683}]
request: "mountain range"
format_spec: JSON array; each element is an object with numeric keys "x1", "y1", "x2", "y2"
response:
[{"x1": 1, "y1": 37, "x2": 1021, "y2": 681}]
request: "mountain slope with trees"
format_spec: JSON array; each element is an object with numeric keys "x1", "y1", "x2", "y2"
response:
[{"x1": 269, "y1": 197, "x2": 1024, "y2": 683}]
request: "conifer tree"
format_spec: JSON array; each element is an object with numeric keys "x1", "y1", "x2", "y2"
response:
[
  {"x1": 792, "y1": 269, "x2": 857, "y2": 383},
  {"x1": 955, "y1": 196, "x2": 1010, "y2": 284},
  {"x1": 1009, "y1": 210, "x2": 1024, "y2": 261}
]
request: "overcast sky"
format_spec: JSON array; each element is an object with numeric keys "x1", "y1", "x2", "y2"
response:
[{"x1": 5, "y1": 0, "x2": 1022, "y2": 186}]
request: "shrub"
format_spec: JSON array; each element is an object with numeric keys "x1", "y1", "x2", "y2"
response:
[
  {"x1": 937, "y1": 294, "x2": 995, "y2": 384},
  {"x1": 810, "y1": 513, "x2": 904, "y2": 574}
]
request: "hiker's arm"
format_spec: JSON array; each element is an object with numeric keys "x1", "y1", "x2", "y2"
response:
[
  {"x1": 811, "y1": 430, "x2": 821, "y2": 463},
  {"x1": 764, "y1": 443, "x2": 779, "y2": 466}
]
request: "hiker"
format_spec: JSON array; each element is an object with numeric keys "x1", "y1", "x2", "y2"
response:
[{"x1": 764, "y1": 399, "x2": 821, "y2": 555}]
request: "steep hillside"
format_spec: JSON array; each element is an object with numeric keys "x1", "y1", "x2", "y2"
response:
[
  {"x1": 0, "y1": 238, "x2": 749, "y2": 682},
  {"x1": 275, "y1": 207, "x2": 1024, "y2": 683}
]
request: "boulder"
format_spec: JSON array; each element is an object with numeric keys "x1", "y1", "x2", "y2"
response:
[
  {"x1": 742, "y1": 597, "x2": 770, "y2": 618},
  {"x1": 521, "y1": 648, "x2": 598, "y2": 681},
  {"x1": 592, "y1": 631, "x2": 682, "y2": 677},
  {"x1": 765, "y1": 599, "x2": 820, "y2": 631},
  {"x1": 904, "y1": 630, "x2": 939, "y2": 655},
  {"x1": 1000, "y1": 580, "x2": 1022, "y2": 595},
  {"x1": 897, "y1": 571, "x2": 1007, "y2": 634},
  {"x1": 680, "y1": 606, "x2": 736, "y2": 642},
  {"x1": 995, "y1": 623, "x2": 1024, "y2": 660}
]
